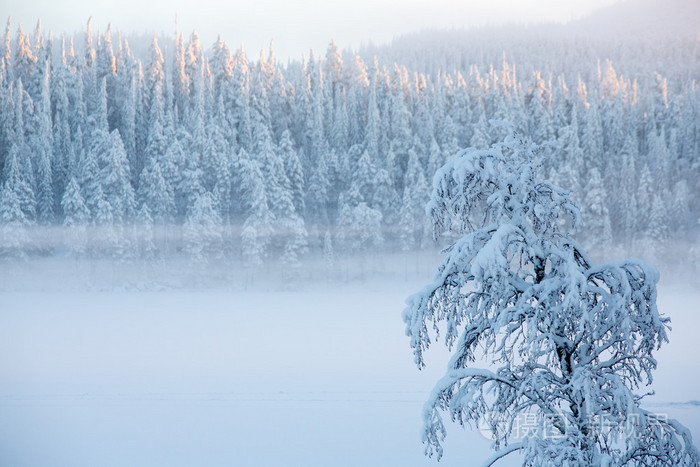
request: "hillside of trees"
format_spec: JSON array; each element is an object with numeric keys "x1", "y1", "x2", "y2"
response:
[{"x1": 0, "y1": 18, "x2": 698, "y2": 270}]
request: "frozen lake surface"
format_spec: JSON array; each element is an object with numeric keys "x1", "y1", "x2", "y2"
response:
[{"x1": 1, "y1": 270, "x2": 698, "y2": 466}]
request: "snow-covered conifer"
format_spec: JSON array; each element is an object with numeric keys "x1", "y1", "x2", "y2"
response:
[
  {"x1": 135, "y1": 203, "x2": 156, "y2": 260},
  {"x1": 138, "y1": 157, "x2": 174, "y2": 224},
  {"x1": 337, "y1": 200, "x2": 383, "y2": 254},
  {"x1": 183, "y1": 191, "x2": 222, "y2": 263},
  {"x1": 239, "y1": 158, "x2": 273, "y2": 267},
  {"x1": 0, "y1": 181, "x2": 29, "y2": 257},
  {"x1": 581, "y1": 167, "x2": 612, "y2": 256},
  {"x1": 279, "y1": 130, "x2": 305, "y2": 217},
  {"x1": 97, "y1": 129, "x2": 135, "y2": 223},
  {"x1": 322, "y1": 229, "x2": 335, "y2": 278},
  {"x1": 61, "y1": 177, "x2": 89, "y2": 258}
]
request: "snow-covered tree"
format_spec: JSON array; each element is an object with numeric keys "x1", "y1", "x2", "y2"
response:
[
  {"x1": 239, "y1": 158, "x2": 273, "y2": 267},
  {"x1": 0, "y1": 181, "x2": 29, "y2": 257},
  {"x1": 61, "y1": 177, "x2": 89, "y2": 258},
  {"x1": 337, "y1": 200, "x2": 383, "y2": 254},
  {"x1": 280, "y1": 214, "x2": 308, "y2": 273},
  {"x1": 581, "y1": 167, "x2": 612, "y2": 257},
  {"x1": 279, "y1": 129, "x2": 305, "y2": 217},
  {"x1": 138, "y1": 157, "x2": 174, "y2": 224},
  {"x1": 322, "y1": 229, "x2": 335, "y2": 279},
  {"x1": 403, "y1": 127, "x2": 699, "y2": 466},
  {"x1": 93, "y1": 195, "x2": 120, "y2": 258},
  {"x1": 398, "y1": 187, "x2": 415, "y2": 252},
  {"x1": 135, "y1": 203, "x2": 156, "y2": 260},
  {"x1": 183, "y1": 191, "x2": 223, "y2": 263},
  {"x1": 0, "y1": 20, "x2": 697, "y2": 265},
  {"x1": 95, "y1": 129, "x2": 136, "y2": 224}
]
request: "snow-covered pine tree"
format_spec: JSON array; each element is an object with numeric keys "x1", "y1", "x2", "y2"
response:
[
  {"x1": 96, "y1": 129, "x2": 136, "y2": 224},
  {"x1": 372, "y1": 167, "x2": 400, "y2": 230},
  {"x1": 93, "y1": 195, "x2": 120, "y2": 258},
  {"x1": 398, "y1": 187, "x2": 415, "y2": 252},
  {"x1": 336, "y1": 200, "x2": 383, "y2": 255},
  {"x1": 138, "y1": 157, "x2": 174, "y2": 225},
  {"x1": 471, "y1": 102, "x2": 491, "y2": 150},
  {"x1": 635, "y1": 164, "x2": 654, "y2": 241},
  {"x1": 138, "y1": 156, "x2": 175, "y2": 253},
  {"x1": 402, "y1": 147, "x2": 430, "y2": 247},
  {"x1": 0, "y1": 181, "x2": 29, "y2": 258},
  {"x1": 183, "y1": 191, "x2": 223, "y2": 263},
  {"x1": 135, "y1": 203, "x2": 156, "y2": 260},
  {"x1": 642, "y1": 193, "x2": 669, "y2": 267},
  {"x1": 322, "y1": 229, "x2": 336, "y2": 280},
  {"x1": 239, "y1": 158, "x2": 273, "y2": 268},
  {"x1": 3, "y1": 141, "x2": 37, "y2": 224},
  {"x1": 278, "y1": 129, "x2": 305, "y2": 218},
  {"x1": 61, "y1": 177, "x2": 89, "y2": 258},
  {"x1": 403, "y1": 127, "x2": 699, "y2": 466},
  {"x1": 279, "y1": 214, "x2": 308, "y2": 274},
  {"x1": 306, "y1": 146, "x2": 331, "y2": 227},
  {"x1": 581, "y1": 167, "x2": 612, "y2": 257}
]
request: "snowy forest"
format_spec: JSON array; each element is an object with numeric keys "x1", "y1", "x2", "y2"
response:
[
  {"x1": 0, "y1": 18, "x2": 698, "y2": 273},
  {"x1": 2, "y1": 5, "x2": 700, "y2": 467}
]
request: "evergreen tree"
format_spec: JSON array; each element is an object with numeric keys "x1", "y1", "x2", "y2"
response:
[
  {"x1": 336, "y1": 201, "x2": 383, "y2": 255},
  {"x1": 239, "y1": 158, "x2": 273, "y2": 267},
  {"x1": 279, "y1": 129, "x2": 305, "y2": 218},
  {"x1": 35, "y1": 148, "x2": 53, "y2": 224},
  {"x1": 201, "y1": 112, "x2": 232, "y2": 219},
  {"x1": 93, "y1": 196, "x2": 119, "y2": 258},
  {"x1": 135, "y1": 203, "x2": 156, "y2": 260},
  {"x1": 581, "y1": 167, "x2": 612, "y2": 256},
  {"x1": 306, "y1": 147, "x2": 331, "y2": 227},
  {"x1": 364, "y1": 70, "x2": 380, "y2": 160},
  {"x1": 3, "y1": 143, "x2": 37, "y2": 223},
  {"x1": 636, "y1": 164, "x2": 654, "y2": 238},
  {"x1": 372, "y1": 168, "x2": 400, "y2": 228},
  {"x1": 13, "y1": 25, "x2": 36, "y2": 99},
  {"x1": 96, "y1": 129, "x2": 135, "y2": 224},
  {"x1": 280, "y1": 214, "x2": 308, "y2": 273},
  {"x1": 161, "y1": 137, "x2": 185, "y2": 216},
  {"x1": 322, "y1": 229, "x2": 336, "y2": 280},
  {"x1": 179, "y1": 145, "x2": 204, "y2": 215},
  {"x1": 643, "y1": 193, "x2": 669, "y2": 266},
  {"x1": 402, "y1": 147, "x2": 430, "y2": 246},
  {"x1": 61, "y1": 177, "x2": 89, "y2": 257},
  {"x1": 398, "y1": 187, "x2": 415, "y2": 252},
  {"x1": 0, "y1": 181, "x2": 29, "y2": 258},
  {"x1": 470, "y1": 103, "x2": 490, "y2": 149},
  {"x1": 183, "y1": 191, "x2": 222, "y2": 263},
  {"x1": 138, "y1": 157, "x2": 174, "y2": 224}
]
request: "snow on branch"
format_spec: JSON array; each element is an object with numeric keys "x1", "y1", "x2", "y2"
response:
[{"x1": 403, "y1": 126, "x2": 699, "y2": 465}]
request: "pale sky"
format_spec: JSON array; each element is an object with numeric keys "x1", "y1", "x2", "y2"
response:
[{"x1": 5, "y1": 0, "x2": 620, "y2": 61}]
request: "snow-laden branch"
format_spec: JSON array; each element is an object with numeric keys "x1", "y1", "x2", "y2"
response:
[
  {"x1": 404, "y1": 127, "x2": 699, "y2": 465},
  {"x1": 481, "y1": 442, "x2": 524, "y2": 467}
]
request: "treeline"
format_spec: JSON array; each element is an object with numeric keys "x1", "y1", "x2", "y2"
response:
[{"x1": 0, "y1": 19, "x2": 698, "y2": 267}]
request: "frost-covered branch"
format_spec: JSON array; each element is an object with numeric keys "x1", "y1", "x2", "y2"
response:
[{"x1": 404, "y1": 127, "x2": 699, "y2": 465}]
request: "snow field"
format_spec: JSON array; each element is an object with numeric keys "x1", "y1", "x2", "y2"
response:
[{"x1": 0, "y1": 277, "x2": 697, "y2": 466}]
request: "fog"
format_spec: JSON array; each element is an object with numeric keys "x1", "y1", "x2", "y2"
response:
[{"x1": 6, "y1": 0, "x2": 624, "y2": 62}]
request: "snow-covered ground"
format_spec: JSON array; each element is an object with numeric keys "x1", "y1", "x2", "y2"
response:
[{"x1": 0, "y1": 259, "x2": 698, "y2": 466}]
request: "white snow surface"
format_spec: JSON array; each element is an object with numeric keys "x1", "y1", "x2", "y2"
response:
[{"x1": 0, "y1": 260, "x2": 698, "y2": 466}]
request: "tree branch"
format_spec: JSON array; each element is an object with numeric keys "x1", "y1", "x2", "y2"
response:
[{"x1": 481, "y1": 442, "x2": 524, "y2": 467}]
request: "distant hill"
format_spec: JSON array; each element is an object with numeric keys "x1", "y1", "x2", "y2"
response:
[
  {"x1": 571, "y1": 0, "x2": 700, "y2": 36},
  {"x1": 360, "y1": 0, "x2": 698, "y2": 77}
]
